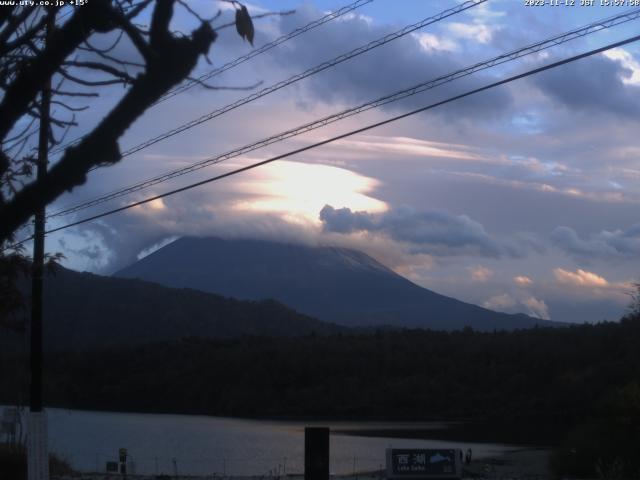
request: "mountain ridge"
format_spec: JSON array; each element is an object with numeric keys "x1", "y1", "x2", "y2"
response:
[
  {"x1": 27, "y1": 266, "x2": 344, "y2": 350},
  {"x1": 115, "y1": 236, "x2": 558, "y2": 331}
]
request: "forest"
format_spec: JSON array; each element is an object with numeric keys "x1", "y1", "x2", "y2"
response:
[{"x1": 2, "y1": 314, "x2": 640, "y2": 476}]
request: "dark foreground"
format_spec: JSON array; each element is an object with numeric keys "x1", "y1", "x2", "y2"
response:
[
  {"x1": 2, "y1": 316, "x2": 640, "y2": 478},
  {"x1": 43, "y1": 449, "x2": 552, "y2": 480}
]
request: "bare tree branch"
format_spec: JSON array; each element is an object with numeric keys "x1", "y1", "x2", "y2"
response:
[
  {"x1": 0, "y1": 0, "x2": 219, "y2": 242},
  {"x1": 51, "y1": 89, "x2": 100, "y2": 97},
  {"x1": 51, "y1": 101, "x2": 89, "y2": 112},
  {"x1": 0, "y1": 0, "x2": 118, "y2": 141},
  {"x1": 62, "y1": 60, "x2": 136, "y2": 83},
  {"x1": 58, "y1": 67, "x2": 129, "y2": 87}
]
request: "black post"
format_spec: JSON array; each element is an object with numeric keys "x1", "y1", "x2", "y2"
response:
[
  {"x1": 27, "y1": 10, "x2": 53, "y2": 480},
  {"x1": 305, "y1": 427, "x2": 329, "y2": 480}
]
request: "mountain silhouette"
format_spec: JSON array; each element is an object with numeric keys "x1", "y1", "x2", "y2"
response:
[
  {"x1": 115, "y1": 236, "x2": 557, "y2": 331},
  {"x1": 36, "y1": 266, "x2": 343, "y2": 350}
]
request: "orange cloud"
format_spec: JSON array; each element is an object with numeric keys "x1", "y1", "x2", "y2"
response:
[
  {"x1": 514, "y1": 275, "x2": 533, "y2": 287},
  {"x1": 470, "y1": 265, "x2": 493, "y2": 282},
  {"x1": 552, "y1": 268, "x2": 633, "y2": 304},
  {"x1": 554, "y1": 268, "x2": 608, "y2": 287}
]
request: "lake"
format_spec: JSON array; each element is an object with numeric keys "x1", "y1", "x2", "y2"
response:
[{"x1": 2, "y1": 406, "x2": 518, "y2": 476}]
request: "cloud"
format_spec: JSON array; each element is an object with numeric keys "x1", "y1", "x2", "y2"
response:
[
  {"x1": 522, "y1": 296, "x2": 550, "y2": 320},
  {"x1": 447, "y1": 22, "x2": 493, "y2": 44},
  {"x1": 483, "y1": 293, "x2": 516, "y2": 311},
  {"x1": 137, "y1": 235, "x2": 179, "y2": 260},
  {"x1": 331, "y1": 135, "x2": 493, "y2": 164},
  {"x1": 533, "y1": 54, "x2": 640, "y2": 117},
  {"x1": 42, "y1": 1, "x2": 640, "y2": 327},
  {"x1": 320, "y1": 204, "x2": 503, "y2": 257},
  {"x1": 461, "y1": 1, "x2": 507, "y2": 24},
  {"x1": 414, "y1": 32, "x2": 458, "y2": 53},
  {"x1": 57, "y1": 235, "x2": 114, "y2": 272},
  {"x1": 603, "y1": 48, "x2": 640, "y2": 86},
  {"x1": 554, "y1": 268, "x2": 609, "y2": 288},
  {"x1": 514, "y1": 275, "x2": 533, "y2": 287},
  {"x1": 319, "y1": 204, "x2": 536, "y2": 258},
  {"x1": 231, "y1": 160, "x2": 387, "y2": 219},
  {"x1": 271, "y1": 4, "x2": 512, "y2": 119},
  {"x1": 483, "y1": 293, "x2": 549, "y2": 320},
  {"x1": 551, "y1": 224, "x2": 640, "y2": 261},
  {"x1": 470, "y1": 265, "x2": 493, "y2": 282},
  {"x1": 551, "y1": 268, "x2": 632, "y2": 305},
  {"x1": 55, "y1": 160, "x2": 387, "y2": 273}
]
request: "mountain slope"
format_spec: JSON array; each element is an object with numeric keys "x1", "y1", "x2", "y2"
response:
[
  {"x1": 115, "y1": 236, "x2": 555, "y2": 331},
  {"x1": 38, "y1": 267, "x2": 343, "y2": 349}
]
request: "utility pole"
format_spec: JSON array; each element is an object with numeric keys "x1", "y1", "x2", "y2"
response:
[{"x1": 28, "y1": 9, "x2": 53, "y2": 480}]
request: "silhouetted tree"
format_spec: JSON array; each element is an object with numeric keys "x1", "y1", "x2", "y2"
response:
[
  {"x1": 0, "y1": 0, "x2": 258, "y2": 326},
  {"x1": 0, "y1": 0, "x2": 257, "y2": 243},
  {"x1": 627, "y1": 281, "x2": 640, "y2": 318}
]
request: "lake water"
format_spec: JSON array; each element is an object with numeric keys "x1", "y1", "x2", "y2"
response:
[{"x1": 2, "y1": 406, "x2": 518, "y2": 476}]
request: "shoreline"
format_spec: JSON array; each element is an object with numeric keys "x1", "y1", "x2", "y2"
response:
[
  {"x1": 463, "y1": 447, "x2": 552, "y2": 478},
  {"x1": 49, "y1": 448, "x2": 553, "y2": 480},
  {"x1": 2, "y1": 404, "x2": 559, "y2": 447}
]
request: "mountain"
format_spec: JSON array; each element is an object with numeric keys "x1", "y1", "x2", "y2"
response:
[
  {"x1": 35, "y1": 267, "x2": 343, "y2": 350},
  {"x1": 115, "y1": 236, "x2": 556, "y2": 331}
]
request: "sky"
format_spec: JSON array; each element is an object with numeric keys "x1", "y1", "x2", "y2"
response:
[{"x1": 34, "y1": 0, "x2": 640, "y2": 323}]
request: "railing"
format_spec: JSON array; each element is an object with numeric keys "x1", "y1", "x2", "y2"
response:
[{"x1": 50, "y1": 451, "x2": 388, "y2": 478}]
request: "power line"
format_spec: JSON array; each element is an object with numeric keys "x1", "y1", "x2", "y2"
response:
[
  {"x1": 24, "y1": 32, "x2": 640, "y2": 245},
  {"x1": 48, "y1": 0, "x2": 487, "y2": 214},
  {"x1": 159, "y1": 0, "x2": 374, "y2": 103},
  {"x1": 47, "y1": 8, "x2": 640, "y2": 219},
  {"x1": 103, "y1": 0, "x2": 488, "y2": 160},
  {"x1": 49, "y1": 0, "x2": 374, "y2": 156},
  {"x1": 46, "y1": 0, "x2": 488, "y2": 219}
]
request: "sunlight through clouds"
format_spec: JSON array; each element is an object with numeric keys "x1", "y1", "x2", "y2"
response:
[
  {"x1": 43, "y1": 0, "x2": 640, "y2": 323},
  {"x1": 231, "y1": 160, "x2": 387, "y2": 223}
]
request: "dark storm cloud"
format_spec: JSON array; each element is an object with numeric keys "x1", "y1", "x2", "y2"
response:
[
  {"x1": 271, "y1": 5, "x2": 513, "y2": 119},
  {"x1": 320, "y1": 204, "x2": 535, "y2": 258},
  {"x1": 551, "y1": 224, "x2": 640, "y2": 261},
  {"x1": 532, "y1": 54, "x2": 640, "y2": 117}
]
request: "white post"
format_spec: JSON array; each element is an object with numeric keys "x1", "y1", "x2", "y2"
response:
[{"x1": 27, "y1": 411, "x2": 49, "y2": 480}]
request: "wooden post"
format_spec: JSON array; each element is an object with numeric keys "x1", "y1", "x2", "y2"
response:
[{"x1": 28, "y1": 9, "x2": 53, "y2": 480}]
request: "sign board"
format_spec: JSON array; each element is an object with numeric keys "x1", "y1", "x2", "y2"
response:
[{"x1": 386, "y1": 449, "x2": 462, "y2": 480}]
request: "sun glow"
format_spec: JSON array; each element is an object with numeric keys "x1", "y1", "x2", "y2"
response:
[{"x1": 232, "y1": 161, "x2": 387, "y2": 222}]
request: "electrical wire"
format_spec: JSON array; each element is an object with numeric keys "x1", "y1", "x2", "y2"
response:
[
  {"x1": 113, "y1": 0, "x2": 488, "y2": 160},
  {"x1": 6, "y1": 31, "x2": 634, "y2": 250},
  {"x1": 48, "y1": 0, "x2": 375, "y2": 156},
  {"x1": 160, "y1": 0, "x2": 374, "y2": 103},
  {"x1": 50, "y1": 0, "x2": 487, "y2": 160},
  {"x1": 46, "y1": 7, "x2": 640, "y2": 219}
]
